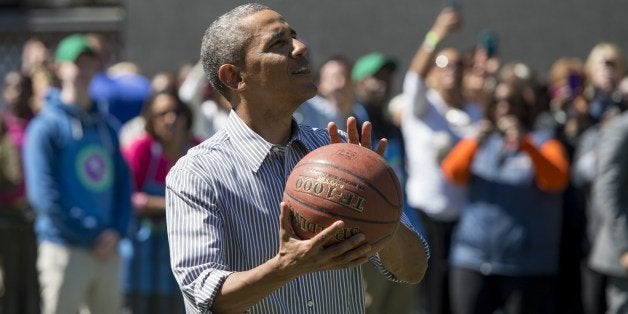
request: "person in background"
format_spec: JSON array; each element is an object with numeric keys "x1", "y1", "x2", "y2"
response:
[
  {"x1": 87, "y1": 33, "x2": 152, "y2": 134},
  {"x1": 584, "y1": 43, "x2": 626, "y2": 123},
  {"x1": 294, "y1": 55, "x2": 364, "y2": 129},
  {"x1": 0, "y1": 70, "x2": 39, "y2": 314},
  {"x1": 588, "y1": 106, "x2": 628, "y2": 314},
  {"x1": 97, "y1": 62, "x2": 152, "y2": 131},
  {"x1": 547, "y1": 58, "x2": 590, "y2": 149},
  {"x1": 401, "y1": 6, "x2": 482, "y2": 314},
  {"x1": 541, "y1": 56, "x2": 589, "y2": 314},
  {"x1": 178, "y1": 60, "x2": 231, "y2": 140},
  {"x1": 118, "y1": 72, "x2": 178, "y2": 147},
  {"x1": 461, "y1": 30, "x2": 500, "y2": 112},
  {"x1": 21, "y1": 37, "x2": 55, "y2": 114},
  {"x1": 23, "y1": 33, "x2": 132, "y2": 314},
  {"x1": 352, "y1": 52, "x2": 397, "y2": 130},
  {"x1": 122, "y1": 91, "x2": 197, "y2": 314},
  {"x1": 21, "y1": 37, "x2": 52, "y2": 78},
  {"x1": 351, "y1": 51, "x2": 422, "y2": 314},
  {"x1": 576, "y1": 44, "x2": 626, "y2": 314},
  {"x1": 441, "y1": 80, "x2": 569, "y2": 314},
  {"x1": 165, "y1": 4, "x2": 429, "y2": 313}
]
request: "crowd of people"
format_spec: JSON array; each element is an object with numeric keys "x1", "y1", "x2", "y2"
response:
[{"x1": 0, "y1": 2, "x2": 627, "y2": 314}]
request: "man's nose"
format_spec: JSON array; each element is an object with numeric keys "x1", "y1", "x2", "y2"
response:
[{"x1": 291, "y1": 38, "x2": 307, "y2": 58}]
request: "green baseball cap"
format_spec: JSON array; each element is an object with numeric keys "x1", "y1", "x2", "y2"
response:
[
  {"x1": 55, "y1": 34, "x2": 94, "y2": 62},
  {"x1": 351, "y1": 52, "x2": 398, "y2": 82}
]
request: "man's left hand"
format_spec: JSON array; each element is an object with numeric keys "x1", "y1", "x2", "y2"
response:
[{"x1": 327, "y1": 116, "x2": 387, "y2": 156}]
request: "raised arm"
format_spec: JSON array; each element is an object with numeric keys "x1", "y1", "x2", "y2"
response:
[
  {"x1": 409, "y1": 7, "x2": 462, "y2": 79},
  {"x1": 405, "y1": 7, "x2": 462, "y2": 117}
]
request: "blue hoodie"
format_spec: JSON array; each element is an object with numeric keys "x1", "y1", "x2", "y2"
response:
[{"x1": 23, "y1": 88, "x2": 132, "y2": 248}]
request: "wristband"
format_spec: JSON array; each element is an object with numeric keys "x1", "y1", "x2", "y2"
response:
[{"x1": 423, "y1": 31, "x2": 440, "y2": 52}]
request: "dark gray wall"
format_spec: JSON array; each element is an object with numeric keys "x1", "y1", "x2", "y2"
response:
[{"x1": 124, "y1": 0, "x2": 628, "y2": 93}]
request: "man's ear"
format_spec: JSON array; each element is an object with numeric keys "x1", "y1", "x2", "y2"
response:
[{"x1": 218, "y1": 64, "x2": 243, "y2": 91}]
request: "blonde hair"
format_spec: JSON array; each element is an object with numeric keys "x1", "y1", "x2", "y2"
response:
[{"x1": 584, "y1": 42, "x2": 625, "y2": 77}]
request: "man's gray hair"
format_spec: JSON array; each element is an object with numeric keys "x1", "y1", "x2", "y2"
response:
[{"x1": 200, "y1": 3, "x2": 270, "y2": 99}]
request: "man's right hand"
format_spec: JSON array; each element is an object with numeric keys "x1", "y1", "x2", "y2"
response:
[{"x1": 274, "y1": 202, "x2": 372, "y2": 277}]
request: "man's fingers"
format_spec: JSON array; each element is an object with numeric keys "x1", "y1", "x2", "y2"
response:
[
  {"x1": 311, "y1": 220, "x2": 344, "y2": 246},
  {"x1": 346, "y1": 117, "x2": 359, "y2": 144},
  {"x1": 375, "y1": 138, "x2": 388, "y2": 156},
  {"x1": 279, "y1": 202, "x2": 296, "y2": 240},
  {"x1": 360, "y1": 121, "x2": 373, "y2": 149},
  {"x1": 327, "y1": 241, "x2": 372, "y2": 268},
  {"x1": 327, "y1": 122, "x2": 342, "y2": 144}
]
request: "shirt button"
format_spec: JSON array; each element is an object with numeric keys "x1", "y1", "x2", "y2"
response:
[
  {"x1": 272, "y1": 146, "x2": 280, "y2": 153},
  {"x1": 307, "y1": 300, "x2": 314, "y2": 307}
]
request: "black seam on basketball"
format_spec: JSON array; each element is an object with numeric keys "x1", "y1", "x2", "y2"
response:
[
  {"x1": 292, "y1": 161, "x2": 401, "y2": 209},
  {"x1": 284, "y1": 190, "x2": 400, "y2": 224}
]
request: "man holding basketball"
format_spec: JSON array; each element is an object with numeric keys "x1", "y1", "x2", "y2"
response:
[{"x1": 165, "y1": 3, "x2": 429, "y2": 313}]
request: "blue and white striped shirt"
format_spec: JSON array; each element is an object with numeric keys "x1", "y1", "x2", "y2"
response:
[{"x1": 166, "y1": 111, "x2": 418, "y2": 313}]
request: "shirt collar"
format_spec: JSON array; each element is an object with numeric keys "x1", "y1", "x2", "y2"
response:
[{"x1": 225, "y1": 111, "x2": 320, "y2": 172}]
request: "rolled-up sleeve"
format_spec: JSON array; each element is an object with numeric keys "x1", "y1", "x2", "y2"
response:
[
  {"x1": 166, "y1": 166, "x2": 233, "y2": 313},
  {"x1": 368, "y1": 212, "x2": 430, "y2": 282}
]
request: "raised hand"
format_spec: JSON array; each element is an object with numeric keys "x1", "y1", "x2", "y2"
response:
[
  {"x1": 327, "y1": 116, "x2": 388, "y2": 156},
  {"x1": 431, "y1": 6, "x2": 463, "y2": 39}
]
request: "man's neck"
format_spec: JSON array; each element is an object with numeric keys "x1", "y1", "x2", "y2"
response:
[
  {"x1": 235, "y1": 102, "x2": 294, "y2": 145},
  {"x1": 60, "y1": 81, "x2": 92, "y2": 111}
]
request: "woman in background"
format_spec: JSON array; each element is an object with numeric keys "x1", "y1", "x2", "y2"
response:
[
  {"x1": 441, "y1": 80, "x2": 569, "y2": 314},
  {"x1": 122, "y1": 90, "x2": 197, "y2": 314}
]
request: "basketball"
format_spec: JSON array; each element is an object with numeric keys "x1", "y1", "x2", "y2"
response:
[{"x1": 283, "y1": 142, "x2": 403, "y2": 246}]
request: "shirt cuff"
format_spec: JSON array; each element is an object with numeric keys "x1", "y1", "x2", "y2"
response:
[{"x1": 195, "y1": 269, "x2": 233, "y2": 313}]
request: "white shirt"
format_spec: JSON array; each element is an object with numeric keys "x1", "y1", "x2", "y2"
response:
[{"x1": 401, "y1": 71, "x2": 482, "y2": 221}]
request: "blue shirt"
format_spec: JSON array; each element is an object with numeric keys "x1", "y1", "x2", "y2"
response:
[
  {"x1": 166, "y1": 111, "x2": 423, "y2": 313},
  {"x1": 24, "y1": 88, "x2": 132, "y2": 248}
]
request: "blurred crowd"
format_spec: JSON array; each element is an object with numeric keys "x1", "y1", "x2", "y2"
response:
[{"x1": 1, "y1": 5, "x2": 627, "y2": 314}]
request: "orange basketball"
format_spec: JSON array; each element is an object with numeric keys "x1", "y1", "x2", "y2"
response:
[{"x1": 283, "y1": 142, "x2": 402, "y2": 246}]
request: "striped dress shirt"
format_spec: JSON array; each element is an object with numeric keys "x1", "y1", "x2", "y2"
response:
[{"x1": 166, "y1": 111, "x2": 420, "y2": 313}]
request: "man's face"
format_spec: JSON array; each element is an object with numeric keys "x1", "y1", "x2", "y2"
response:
[
  {"x1": 56, "y1": 53, "x2": 100, "y2": 86},
  {"x1": 239, "y1": 10, "x2": 316, "y2": 108},
  {"x1": 356, "y1": 66, "x2": 393, "y2": 107}
]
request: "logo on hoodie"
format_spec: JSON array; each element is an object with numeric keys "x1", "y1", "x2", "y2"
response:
[{"x1": 76, "y1": 144, "x2": 113, "y2": 192}]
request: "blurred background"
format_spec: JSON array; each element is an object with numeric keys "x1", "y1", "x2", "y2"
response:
[{"x1": 1, "y1": 0, "x2": 626, "y2": 95}]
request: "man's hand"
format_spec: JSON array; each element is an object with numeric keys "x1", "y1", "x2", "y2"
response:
[
  {"x1": 93, "y1": 229, "x2": 120, "y2": 260},
  {"x1": 275, "y1": 202, "x2": 373, "y2": 277},
  {"x1": 327, "y1": 116, "x2": 388, "y2": 156}
]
